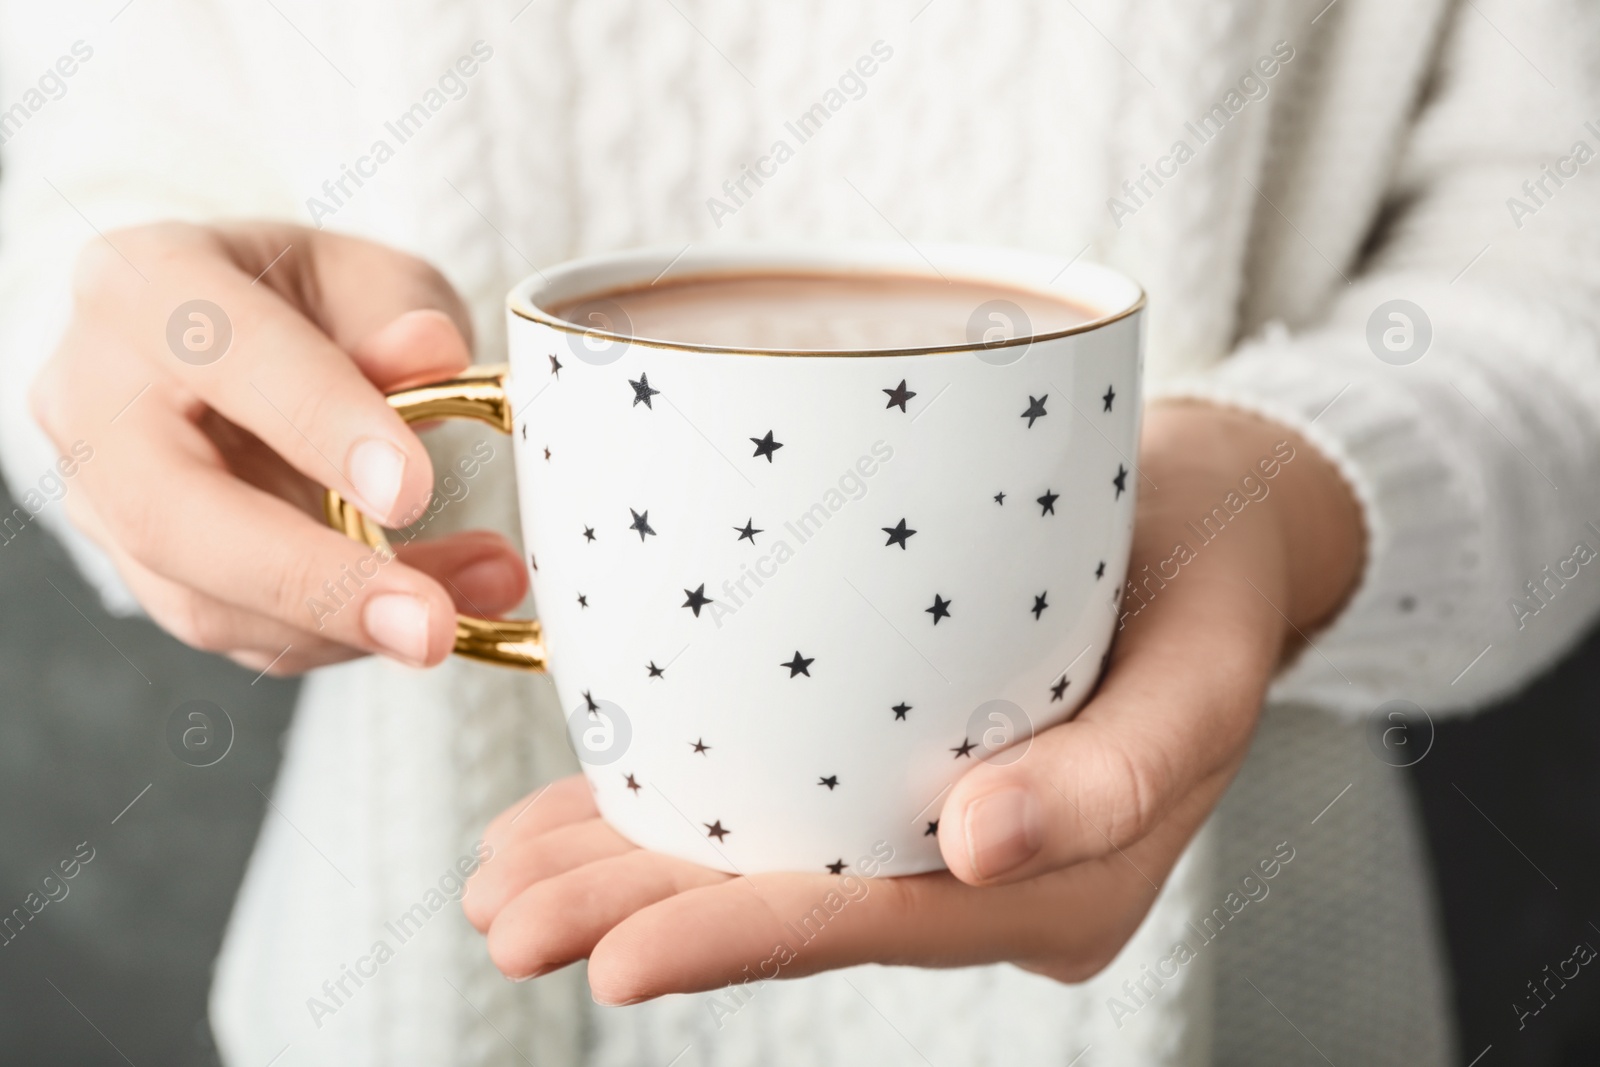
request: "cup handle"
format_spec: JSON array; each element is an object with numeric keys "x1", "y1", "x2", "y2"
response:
[{"x1": 321, "y1": 362, "x2": 548, "y2": 671}]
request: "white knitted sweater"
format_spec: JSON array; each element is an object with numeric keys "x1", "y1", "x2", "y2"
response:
[{"x1": 3, "y1": 1, "x2": 1600, "y2": 1064}]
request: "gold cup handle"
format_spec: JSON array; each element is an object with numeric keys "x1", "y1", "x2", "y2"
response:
[{"x1": 322, "y1": 363, "x2": 547, "y2": 671}]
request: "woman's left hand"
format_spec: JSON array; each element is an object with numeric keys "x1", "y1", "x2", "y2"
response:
[{"x1": 463, "y1": 402, "x2": 1364, "y2": 1003}]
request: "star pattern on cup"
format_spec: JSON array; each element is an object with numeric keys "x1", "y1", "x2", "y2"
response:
[{"x1": 519, "y1": 346, "x2": 1135, "y2": 871}]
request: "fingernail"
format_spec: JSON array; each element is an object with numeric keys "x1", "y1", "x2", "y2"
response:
[
  {"x1": 363, "y1": 593, "x2": 431, "y2": 664},
  {"x1": 964, "y1": 788, "x2": 1042, "y2": 880},
  {"x1": 593, "y1": 992, "x2": 646, "y2": 1007},
  {"x1": 453, "y1": 556, "x2": 521, "y2": 602},
  {"x1": 347, "y1": 437, "x2": 407, "y2": 521}
]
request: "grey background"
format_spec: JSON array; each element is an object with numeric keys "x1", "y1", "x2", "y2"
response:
[
  {"x1": 1, "y1": 471, "x2": 1597, "y2": 1066},
  {"x1": 0, "y1": 476, "x2": 296, "y2": 1066}
]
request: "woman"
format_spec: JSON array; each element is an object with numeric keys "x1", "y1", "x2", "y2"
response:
[{"x1": 3, "y1": 0, "x2": 1597, "y2": 1063}]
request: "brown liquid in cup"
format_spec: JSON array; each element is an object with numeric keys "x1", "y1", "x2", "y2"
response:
[{"x1": 549, "y1": 272, "x2": 1096, "y2": 351}]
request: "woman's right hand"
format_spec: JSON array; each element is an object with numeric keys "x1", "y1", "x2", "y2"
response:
[{"x1": 29, "y1": 221, "x2": 528, "y2": 676}]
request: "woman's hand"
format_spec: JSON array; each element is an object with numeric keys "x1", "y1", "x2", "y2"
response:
[
  {"x1": 464, "y1": 401, "x2": 1364, "y2": 1002},
  {"x1": 30, "y1": 221, "x2": 527, "y2": 676}
]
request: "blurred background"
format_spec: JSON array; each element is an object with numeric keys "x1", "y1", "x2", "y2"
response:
[{"x1": 3, "y1": 468, "x2": 1600, "y2": 1067}]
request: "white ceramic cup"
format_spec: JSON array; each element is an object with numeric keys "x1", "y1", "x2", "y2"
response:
[{"x1": 325, "y1": 242, "x2": 1144, "y2": 875}]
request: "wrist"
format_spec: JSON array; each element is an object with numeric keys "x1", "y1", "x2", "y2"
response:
[{"x1": 1141, "y1": 401, "x2": 1365, "y2": 634}]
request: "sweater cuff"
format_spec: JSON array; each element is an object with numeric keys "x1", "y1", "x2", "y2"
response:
[{"x1": 1150, "y1": 330, "x2": 1488, "y2": 716}]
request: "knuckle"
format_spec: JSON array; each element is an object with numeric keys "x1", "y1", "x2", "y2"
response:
[
  {"x1": 106, "y1": 491, "x2": 168, "y2": 568},
  {"x1": 69, "y1": 238, "x2": 126, "y2": 306},
  {"x1": 261, "y1": 544, "x2": 331, "y2": 630},
  {"x1": 279, "y1": 384, "x2": 348, "y2": 450},
  {"x1": 28, "y1": 360, "x2": 67, "y2": 446},
  {"x1": 71, "y1": 222, "x2": 212, "y2": 312},
  {"x1": 1094, "y1": 738, "x2": 1169, "y2": 850},
  {"x1": 1041, "y1": 939, "x2": 1123, "y2": 984},
  {"x1": 159, "y1": 588, "x2": 235, "y2": 654}
]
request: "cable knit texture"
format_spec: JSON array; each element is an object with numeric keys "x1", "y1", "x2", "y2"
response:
[{"x1": 2, "y1": 0, "x2": 1599, "y2": 1063}]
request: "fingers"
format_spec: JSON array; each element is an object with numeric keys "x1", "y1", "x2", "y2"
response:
[
  {"x1": 82, "y1": 413, "x2": 455, "y2": 663},
  {"x1": 464, "y1": 818, "x2": 637, "y2": 932},
  {"x1": 584, "y1": 852, "x2": 1167, "y2": 1003},
  {"x1": 62, "y1": 490, "x2": 361, "y2": 672},
  {"x1": 480, "y1": 776, "x2": 599, "y2": 853},
  {"x1": 486, "y1": 848, "x2": 730, "y2": 982},
  {"x1": 392, "y1": 530, "x2": 528, "y2": 617},
  {"x1": 75, "y1": 224, "x2": 471, "y2": 527}
]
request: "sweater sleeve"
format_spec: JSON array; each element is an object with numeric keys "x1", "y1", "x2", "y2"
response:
[
  {"x1": 1155, "y1": 0, "x2": 1600, "y2": 715},
  {"x1": 0, "y1": 5, "x2": 303, "y2": 613}
]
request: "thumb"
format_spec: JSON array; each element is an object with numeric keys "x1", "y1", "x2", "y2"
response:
[{"x1": 937, "y1": 568, "x2": 1282, "y2": 886}]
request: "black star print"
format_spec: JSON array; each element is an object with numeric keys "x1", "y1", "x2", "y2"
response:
[
  {"x1": 883, "y1": 379, "x2": 917, "y2": 412},
  {"x1": 548, "y1": 353, "x2": 562, "y2": 378},
  {"x1": 1032, "y1": 592, "x2": 1049, "y2": 620},
  {"x1": 543, "y1": 446, "x2": 552, "y2": 461},
  {"x1": 629, "y1": 508, "x2": 656, "y2": 542},
  {"x1": 625, "y1": 774, "x2": 642, "y2": 793},
  {"x1": 924, "y1": 820, "x2": 939, "y2": 837},
  {"x1": 750, "y1": 430, "x2": 784, "y2": 462},
  {"x1": 683, "y1": 584, "x2": 712, "y2": 617},
  {"x1": 735, "y1": 518, "x2": 762, "y2": 543},
  {"x1": 951, "y1": 738, "x2": 977, "y2": 758},
  {"x1": 818, "y1": 775, "x2": 839, "y2": 790},
  {"x1": 1113, "y1": 465, "x2": 1129, "y2": 499},
  {"x1": 1095, "y1": 560, "x2": 1106, "y2": 579},
  {"x1": 1103, "y1": 384, "x2": 1116, "y2": 412},
  {"x1": 520, "y1": 424, "x2": 527, "y2": 441},
  {"x1": 529, "y1": 554, "x2": 538, "y2": 572},
  {"x1": 781, "y1": 651, "x2": 814, "y2": 677},
  {"x1": 705, "y1": 820, "x2": 730, "y2": 841},
  {"x1": 629, "y1": 373, "x2": 661, "y2": 408},
  {"x1": 691, "y1": 738, "x2": 711, "y2": 754},
  {"x1": 882, "y1": 518, "x2": 917, "y2": 549},
  {"x1": 583, "y1": 690, "x2": 599, "y2": 714},
  {"x1": 583, "y1": 526, "x2": 596, "y2": 543},
  {"x1": 577, "y1": 593, "x2": 588, "y2": 608},
  {"x1": 892, "y1": 702, "x2": 911, "y2": 720},
  {"x1": 1050, "y1": 676, "x2": 1070, "y2": 701},
  {"x1": 994, "y1": 492, "x2": 1006, "y2": 505},
  {"x1": 646, "y1": 661, "x2": 665, "y2": 679},
  {"x1": 1021, "y1": 394, "x2": 1048, "y2": 428},
  {"x1": 926, "y1": 594, "x2": 952, "y2": 625},
  {"x1": 826, "y1": 859, "x2": 847, "y2": 875},
  {"x1": 1037, "y1": 489, "x2": 1059, "y2": 515}
]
